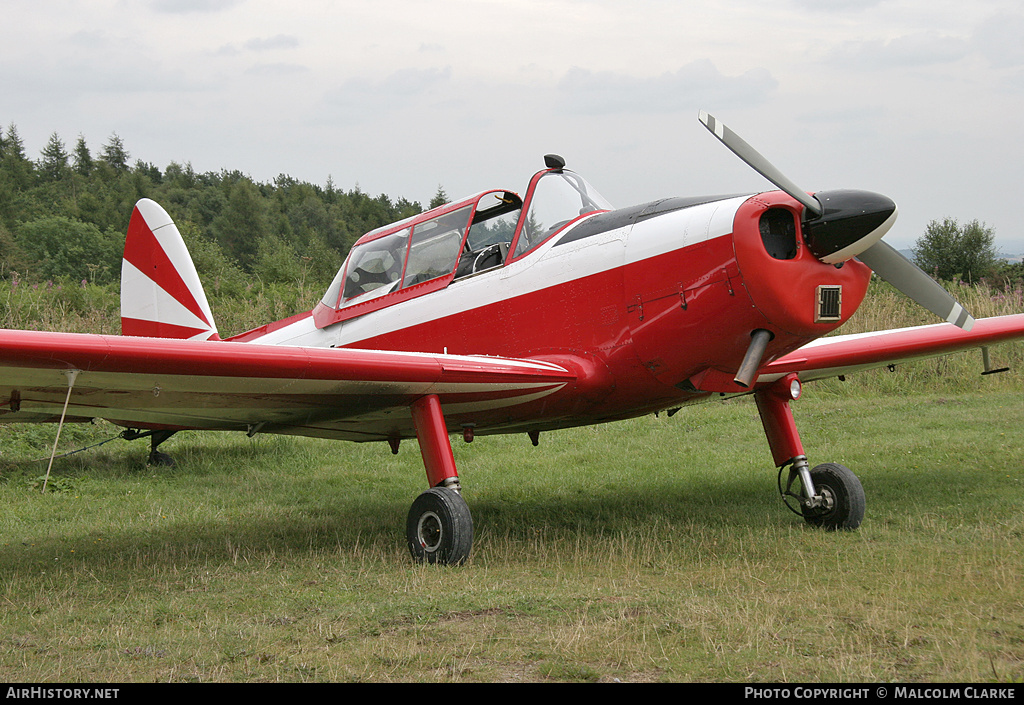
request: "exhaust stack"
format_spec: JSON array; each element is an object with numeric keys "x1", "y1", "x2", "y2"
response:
[{"x1": 734, "y1": 329, "x2": 773, "y2": 388}]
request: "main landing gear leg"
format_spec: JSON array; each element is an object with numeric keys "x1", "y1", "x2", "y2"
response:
[
  {"x1": 121, "y1": 428, "x2": 177, "y2": 466},
  {"x1": 147, "y1": 430, "x2": 177, "y2": 467},
  {"x1": 754, "y1": 374, "x2": 865, "y2": 530},
  {"x1": 406, "y1": 394, "x2": 473, "y2": 565}
]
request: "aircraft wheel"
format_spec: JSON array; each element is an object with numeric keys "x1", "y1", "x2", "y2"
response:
[
  {"x1": 406, "y1": 487, "x2": 473, "y2": 565},
  {"x1": 147, "y1": 450, "x2": 175, "y2": 467},
  {"x1": 802, "y1": 463, "x2": 865, "y2": 531}
]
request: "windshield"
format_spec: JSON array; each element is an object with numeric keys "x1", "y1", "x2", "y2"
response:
[
  {"x1": 318, "y1": 172, "x2": 612, "y2": 313},
  {"x1": 513, "y1": 170, "x2": 612, "y2": 258}
]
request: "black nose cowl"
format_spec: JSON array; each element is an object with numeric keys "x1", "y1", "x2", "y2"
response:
[{"x1": 802, "y1": 189, "x2": 897, "y2": 264}]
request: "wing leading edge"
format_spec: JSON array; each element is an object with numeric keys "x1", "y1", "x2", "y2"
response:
[
  {"x1": 757, "y1": 313, "x2": 1024, "y2": 384},
  {"x1": 0, "y1": 329, "x2": 575, "y2": 441}
]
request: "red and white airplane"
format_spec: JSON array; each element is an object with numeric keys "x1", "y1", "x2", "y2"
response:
[{"x1": 3, "y1": 113, "x2": 1023, "y2": 564}]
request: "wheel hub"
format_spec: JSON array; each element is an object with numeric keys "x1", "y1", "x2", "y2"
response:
[
  {"x1": 816, "y1": 485, "x2": 836, "y2": 512},
  {"x1": 416, "y1": 511, "x2": 443, "y2": 552}
]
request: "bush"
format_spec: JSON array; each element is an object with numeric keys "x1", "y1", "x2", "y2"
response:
[
  {"x1": 14, "y1": 216, "x2": 121, "y2": 284},
  {"x1": 912, "y1": 218, "x2": 1000, "y2": 284}
]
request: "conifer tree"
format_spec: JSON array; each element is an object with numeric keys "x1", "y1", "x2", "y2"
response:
[
  {"x1": 99, "y1": 133, "x2": 130, "y2": 172},
  {"x1": 1, "y1": 123, "x2": 33, "y2": 189},
  {"x1": 39, "y1": 132, "x2": 70, "y2": 182},
  {"x1": 2, "y1": 123, "x2": 25, "y2": 160},
  {"x1": 429, "y1": 185, "x2": 448, "y2": 209},
  {"x1": 72, "y1": 134, "x2": 94, "y2": 176}
]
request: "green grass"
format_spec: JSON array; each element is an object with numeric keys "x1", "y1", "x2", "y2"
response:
[
  {"x1": 1, "y1": 389, "x2": 1021, "y2": 682},
  {"x1": 2, "y1": 277, "x2": 1023, "y2": 681}
]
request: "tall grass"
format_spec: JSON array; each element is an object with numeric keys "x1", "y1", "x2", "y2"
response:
[
  {"x1": 1, "y1": 278, "x2": 121, "y2": 335},
  {"x1": 0, "y1": 278, "x2": 321, "y2": 339},
  {"x1": 841, "y1": 278, "x2": 1024, "y2": 334},
  {"x1": 813, "y1": 279, "x2": 1024, "y2": 396}
]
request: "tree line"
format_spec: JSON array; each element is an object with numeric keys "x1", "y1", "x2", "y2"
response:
[
  {"x1": 1, "y1": 122, "x2": 1019, "y2": 298},
  {"x1": 0, "y1": 124, "x2": 449, "y2": 295}
]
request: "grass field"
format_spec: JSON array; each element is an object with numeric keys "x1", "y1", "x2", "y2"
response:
[
  {"x1": 1, "y1": 277, "x2": 1023, "y2": 682},
  {"x1": 1, "y1": 386, "x2": 1021, "y2": 682}
]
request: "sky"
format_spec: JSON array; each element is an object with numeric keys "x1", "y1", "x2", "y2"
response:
[{"x1": 4, "y1": 0, "x2": 1024, "y2": 252}]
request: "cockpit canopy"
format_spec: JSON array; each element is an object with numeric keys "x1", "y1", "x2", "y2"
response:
[{"x1": 314, "y1": 162, "x2": 612, "y2": 328}]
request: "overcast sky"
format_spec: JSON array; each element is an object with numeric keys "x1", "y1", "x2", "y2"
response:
[{"x1": 4, "y1": 0, "x2": 1024, "y2": 251}]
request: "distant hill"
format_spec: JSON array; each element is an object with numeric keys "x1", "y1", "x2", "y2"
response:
[
  {"x1": 900, "y1": 246, "x2": 1024, "y2": 264},
  {"x1": 996, "y1": 240, "x2": 1024, "y2": 262}
]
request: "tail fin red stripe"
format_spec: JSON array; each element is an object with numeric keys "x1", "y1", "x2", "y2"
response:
[
  {"x1": 121, "y1": 318, "x2": 220, "y2": 341},
  {"x1": 124, "y1": 207, "x2": 212, "y2": 329}
]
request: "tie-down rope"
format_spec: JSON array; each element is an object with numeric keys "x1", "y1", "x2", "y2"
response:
[{"x1": 42, "y1": 369, "x2": 80, "y2": 493}]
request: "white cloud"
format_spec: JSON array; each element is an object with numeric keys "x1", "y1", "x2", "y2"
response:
[
  {"x1": 244, "y1": 34, "x2": 300, "y2": 52},
  {"x1": 790, "y1": 0, "x2": 885, "y2": 10},
  {"x1": 320, "y1": 66, "x2": 455, "y2": 121},
  {"x1": 827, "y1": 32, "x2": 970, "y2": 71},
  {"x1": 973, "y1": 12, "x2": 1024, "y2": 69},
  {"x1": 148, "y1": 0, "x2": 243, "y2": 13},
  {"x1": 244, "y1": 63, "x2": 309, "y2": 77},
  {"x1": 556, "y1": 61, "x2": 778, "y2": 115}
]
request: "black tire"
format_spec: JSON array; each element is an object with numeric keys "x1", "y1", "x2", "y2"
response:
[
  {"x1": 147, "y1": 450, "x2": 175, "y2": 467},
  {"x1": 802, "y1": 463, "x2": 865, "y2": 531},
  {"x1": 406, "y1": 487, "x2": 473, "y2": 565}
]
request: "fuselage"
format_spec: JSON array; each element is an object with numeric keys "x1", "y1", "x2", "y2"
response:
[{"x1": 237, "y1": 167, "x2": 873, "y2": 437}]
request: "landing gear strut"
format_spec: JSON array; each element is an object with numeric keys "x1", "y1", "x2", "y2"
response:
[
  {"x1": 146, "y1": 430, "x2": 177, "y2": 467},
  {"x1": 754, "y1": 374, "x2": 865, "y2": 530},
  {"x1": 405, "y1": 394, "x2": 474, "y2": 564}
]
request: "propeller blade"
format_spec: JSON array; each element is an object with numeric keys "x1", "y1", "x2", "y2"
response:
[
  {"x1": 699, "y1": 111, "x2": 822, "y2": 217},
  {"x1": 857, "y1": 241, "x2": 976, "y2": 331},
  {"x1": 699, "y1": 109, "x2": 976, "y2": 330}
]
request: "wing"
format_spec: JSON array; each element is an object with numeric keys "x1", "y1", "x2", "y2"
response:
[
  {"x1": 757, "y1": 313, "x2": 1024, "y2": 384},
  {"x1": 0, "y1": 329, "x2": 575, "y2": 441}
]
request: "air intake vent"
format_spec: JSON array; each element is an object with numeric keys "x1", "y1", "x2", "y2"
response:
[
  {"x1": 759, "y1": 208, "x2": 798, "y2": 260},
  {"x1": 816, "y1": 285, "x2": 842, "y2": 322}
]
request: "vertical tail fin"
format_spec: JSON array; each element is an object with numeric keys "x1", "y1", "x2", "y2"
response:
[{"x1": 121, "y1": 199, "x2": 220, "y2": 340}]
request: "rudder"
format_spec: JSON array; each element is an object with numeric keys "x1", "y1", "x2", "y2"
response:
[{"x1": 121, "y1": 199, "x2": 220, "y2": 340}]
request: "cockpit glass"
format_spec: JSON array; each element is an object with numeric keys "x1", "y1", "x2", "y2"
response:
[
  {"x1": 320, "y1": 172, "x2": 612, "y2": 314},
  {"x1": 401, "y1": 205, "x2": 473, "y2": 288},
  {"x1": 340, "y1": 228, "x2": 410, "y2": 305},
  {"x1": 514, "y1": 171, "x2": 612, "y2": 258},
  {"x1": 332, "y1": 204, "x2": 477, "y2": 308},
  {"x1": 466, "y1": 193, "x2": 520, "y2": 250}
]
